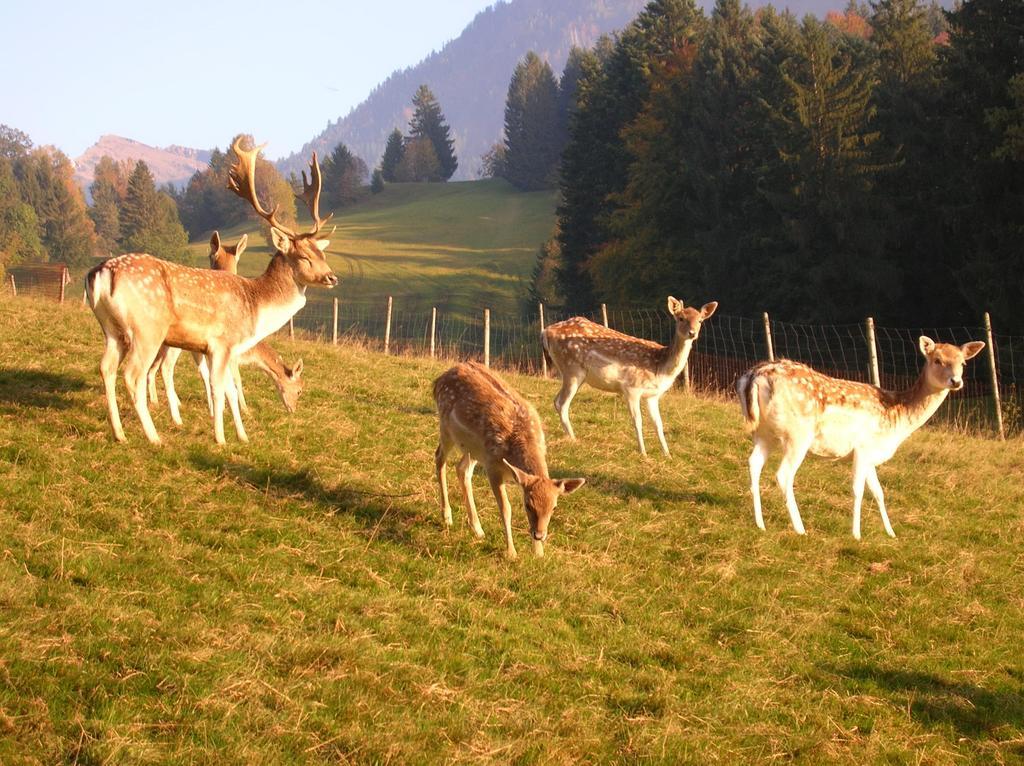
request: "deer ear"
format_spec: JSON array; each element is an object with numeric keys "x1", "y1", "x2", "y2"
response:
[
  {"x1": 554, "y1": 477, "x2": 586, "y2": 495},
  {"x1": 961, "y1": 341, "x2": 985, "y2": 360},
  {"x1": 291, "y1": 358, "x2": 303, "y2": 378},
  {"x1": 700, "y1": 301, "x2": 718, "y2": 319},
  {"x1": 270, "y1": 227, "x2": 292, "y2": 254},
  {"x1": 667, "y1": 296, "x2": 684, "y2": 315},
  {"x1": 919, "y1": 336, "x2": 936, "y2": 356},
  {"x1": 209, "y1": 231, "x2": 221, "y2": 255},
  {"x1": 502, "y1": 458, "x2": 532, "y2": 486},
  {"x1": 316, "y1": 239, "x2": 331, "y2": 253},
  {"x1": 234, "y1": 234, "x2": 248, "y2": 258}
]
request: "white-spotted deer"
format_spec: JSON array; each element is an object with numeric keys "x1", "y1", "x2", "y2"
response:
[
  {"x1": 86, "y1": 137, "x2": 336, "y2": 445},
  {"x1": 542, "y1": 297, "x2": 718, "y2": 456},
  {"x1": 148, "y1": 232, "x2": 304, "y2": 424},
  {"x1": 736, "y1": 337, "x2": 985, "y2": 539},
  {"x1": 433, "y1": 362, "x2": 585, "y2": 558}
]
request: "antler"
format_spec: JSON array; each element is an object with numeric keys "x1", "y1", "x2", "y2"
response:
[
  {"x1": 227, "y1": 137, "x2": 297, "y2": 238},
  {"x1": 296, "y1": 152, "x2": 333, "y2": 236}
]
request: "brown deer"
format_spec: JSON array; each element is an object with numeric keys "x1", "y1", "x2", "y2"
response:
[
  {"x1": 736, "y1": 336, "x2": 985, "y2": 539},
  {"x1": 433, "y1": 362, "x2": 585, "y2": 558},
  {"x1": 542, "y1": 297, "x2": 717, "y2": 456},
  {"x1": 148, "y1": 232, "x2": 304, "y2": 424},
  {"x1": 85, "y1": 137, "x2": 336, "y2": 445}
]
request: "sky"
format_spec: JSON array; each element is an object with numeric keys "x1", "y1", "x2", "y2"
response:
[{"x1": 0, "y1": 0, "x2": 496, "y2": 160}]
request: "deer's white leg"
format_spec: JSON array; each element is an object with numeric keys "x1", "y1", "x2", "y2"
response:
[
  {"x1": 457, "y1": 454, "x2": 484, "y2": 538},
  {"x1": 554, "y1": 375, "x2": 582, "y2": 440},
  {"x1": 776, "y1": 437, "x2": 809, "y2": 535},
  {"x1": 231, "y1": 361, "x2": 248, "y2": 414},
  {"x1": 865, "y1": 463, "x2": 895, "y2": 538},
  {"x1": 489, "y1": 473, "x2": 517, "y2": 559},
  {"x1": 147, "y1": 352, "x2": 161, "y2": 406},
  {"x1": 194, "y1": 353, "x2": 214, "y2": 417},
  {"x1": 123, "y1": 342, "x2": 162, "y2": 445},
  {"x1": 852, "y1": 452, "x2": 871, "y2": 540},
  {"x1": 223, "y1": 364, "x2": 248, "y2": 443},
  {"x1": 748, "y1": 437, "x2": 769, "y2": 531},
  {"x1": 645, "y1": 395, "x2": 670, "y2": 456},
  {"x1": 626, "y1": 391, "x2": 647, "y2": 456},
  {"x1": 100, "y1": 335, "x2": 127, "y2": 443},
  {"x1": 208, "y1": 351, "x2": 229, "y2": 445},
  {"x1": 161, "y1": 348, "x2": 183, "y2": 426},
  {"x1": 435, "y1": 436, "x2": 453, "y2": 527}
]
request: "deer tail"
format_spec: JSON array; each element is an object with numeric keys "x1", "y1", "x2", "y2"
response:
[{"x1": 736, "y1": 369, "x2": 763, "y2": 432}]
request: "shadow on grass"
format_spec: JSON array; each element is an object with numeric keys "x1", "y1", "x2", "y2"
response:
[
  {"x1": 581, "y1": 469, "x2": 731, "y2": 507},
  {"x1": 188, "y1": 449, "x2": 419, "y2": 546},
  {"x1": 0, "y1": 368, "x2": 88, "y2": 410},
  {"x1": 830, "y1": 663, "x2": 1024, "y2": 738}
]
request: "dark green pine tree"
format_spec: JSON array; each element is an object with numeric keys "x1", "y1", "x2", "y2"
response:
[
  {"x1": 380, "y1": 129, "x2": 405, "y2": 182},
  {"x1": 370, "y1": 168, "x2": 385, "y2": 194},
  {"x1": 409, "y1": 85, "x2": 458, "y2": 181},
  {"x1": 119, "y1": 160, "x2": 160, "y2": 246},
  {"x1": 937, "y1": 0, "x2": 1024, "y2": 330},
  {"x1": 322, "y1": 142, "x2": 367, "y2": 208},
  {"x1": 89, "y1": 177, "x2": 122, "y2": 253},
  {"x1": 871, "y1": 0, "x2": 935, "y2": 86},
  {"x1": 503, "y1": 52, "x2": 562, "y2": 190},
  {"x1": 556, "y1": 0, "x2": 705, "y2": 310},
  {"x1": 768, "y1": 17, "x2": 895, "y2": 321}
]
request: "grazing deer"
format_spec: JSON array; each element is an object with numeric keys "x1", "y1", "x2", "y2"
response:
[
  {"x1": 85, "y1": 137, "x2": 336, "y2": 445},
  {"x1": 148, "y1": 232, "x2": 304, "y2": 424},
  {"x1": 736, "y1": 336, "x2": 985, "y2": 539},
  {"x1": 433, "y1": 362, "x2": 585, "y2": 558},
  {"x1": 542, "y1": 297, "x2": 718, "y2": 456}
]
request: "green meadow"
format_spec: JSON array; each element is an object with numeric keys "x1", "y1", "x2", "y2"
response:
[
  {"x1": 189, "y1": 179, "x2": 558, "y2": 318},
  {"x1": 2, "y1": 295, "x2": 1023, "y2": 763}
]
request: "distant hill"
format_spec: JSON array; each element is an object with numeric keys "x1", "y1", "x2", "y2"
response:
[
  {"x1": 277, "y1": 0, "x2": 867, "y2": 182},
  {"x1": 74, "y1": 135, "x2": 211, "y2": 191}
]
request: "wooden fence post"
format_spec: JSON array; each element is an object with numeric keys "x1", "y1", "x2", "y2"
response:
[
  {"x1": 430, "y1": 307, "x2": 437, "y2": 359},
  {"x1": 59, "y1": 268, "x2": 67, "y2": 304},
  {"x1": 9, "y1": 274, "x2": 15, "y2": 297},
  {"x1": 763, "y1": 312, "x2": 774, "y2": 361},
  {"x1": 539, "y1": 302, "x2": 547, "y2": 378},
  {"x1": 601, "y1": 303, "x2": 609, "y2": 328},
  {"x1": 483, "y1": 308, "x2": 490, "y2": 368},
  {"x1": 384, "y1": 295, "x2": 393, "y2": 355},
  {"x1": 866, "y1": 316, "x2": 880, "y2": 387},
  {"x1": 984, "y1": 312, "x2": 1005, "y2": 441},
  {"x1": 332, "y1": 297, "x2": 339, "y2": 345},
  {"x1": 288, "y1": 317, "x2": 294, "y2": 339}
]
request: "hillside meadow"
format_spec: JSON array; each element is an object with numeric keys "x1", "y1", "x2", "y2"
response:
[
  {"x1": 1, "y1": 296, "x2": 1024, "y2": 763},
  {"x1": 188, "y1": 179, "x2": 558, "y2": 319}
]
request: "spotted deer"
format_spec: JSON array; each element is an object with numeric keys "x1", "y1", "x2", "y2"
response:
[
  {"x1": 433, "y1": 362, "x2": 585, "y2": 559},
  {"x1": 148, "y1": 232, "x2": 304, "y2": 424},
  {"x1": 542, "y1": 297, "x2": 718, "y2": 456},
  {"x1": 85, "y1": 137, "x2": 336, "y2": 445},
  {"x1": 736, "y1": 337, "x2": 985, "y2": 539}
]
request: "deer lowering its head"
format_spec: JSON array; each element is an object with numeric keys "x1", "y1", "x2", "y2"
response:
[
  {"x1": 736, "y1": 336, "x2": 985, "y2": 539},
  {"x1": 86, "y1": 138, "x2": 336, "y2": 445},
  {"x1": 148, "y1": 232, "x2": 304, "y2": 424},
  {"x1": 542, "y1": 297, "x2": 718, "y2": 456},
  {"x1": 433, "y1": 362, "x2": 585, "y2": 559}
]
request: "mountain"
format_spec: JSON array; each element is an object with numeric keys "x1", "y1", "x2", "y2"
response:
[
  {"x1": 74, "y1": 135, "x2": 212, "y2": 191},
  {"x1": 278, "y1": 0, "x2": 650, "y2": 181}
]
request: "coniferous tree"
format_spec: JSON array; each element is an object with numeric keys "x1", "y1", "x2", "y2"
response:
[
  {"x1": 371, "y1": 168, "x2": 385, "y2": 194},
  {"x1": 503, "y1": 52, "x2": 562, "y2": 190},
  {"x1": 322, "y1": 142, "x2": 368, "y2": 208},
  {"x1": 409, "y1": 85, "x2": 458, "y2": 181},
  {"x1": 380, "y1": 129, "x2": 405, "y2": 182},
  {"x1": 395, "y1": 137, "x2": 442, "y2": 182},
  {"x1": 119, "y1": 161, "x2": 160, "y2": 245},
  {"x1": 0, "y1": 157, "x2": 43, "y2": 268},
  {"x1": 89, "y1": 178, "x2": 122, "y2": 253}
]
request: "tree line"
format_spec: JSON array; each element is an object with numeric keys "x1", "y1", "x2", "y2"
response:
[{"x1": 532, "y1": 0, "x2": 1023, "y2": 333}]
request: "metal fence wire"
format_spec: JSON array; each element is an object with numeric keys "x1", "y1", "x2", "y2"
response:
[{"x1": 277, "y1": 296, "x2": 1021, "y2": 439}]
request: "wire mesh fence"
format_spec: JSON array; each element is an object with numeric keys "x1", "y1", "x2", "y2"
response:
[{"x1": 281, "y1": 296, "x2": 1021, "y2": 440}]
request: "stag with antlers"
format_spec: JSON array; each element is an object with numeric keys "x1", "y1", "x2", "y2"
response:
[{"x1": 85, "y1": 138, "x2": 336, "y2": 445}]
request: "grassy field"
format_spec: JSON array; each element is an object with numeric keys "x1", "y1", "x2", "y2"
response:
[
  {"x1": 188, "y1": 179, "x2": 557, "y2": 318},
  {"x1": 3, "y1": 296, "x2": 1024, "y2": 764}
]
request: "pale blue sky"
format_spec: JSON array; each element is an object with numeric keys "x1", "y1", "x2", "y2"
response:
[{"x1": 1, "y1": 0, "x2": 495, "y2": 159}]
